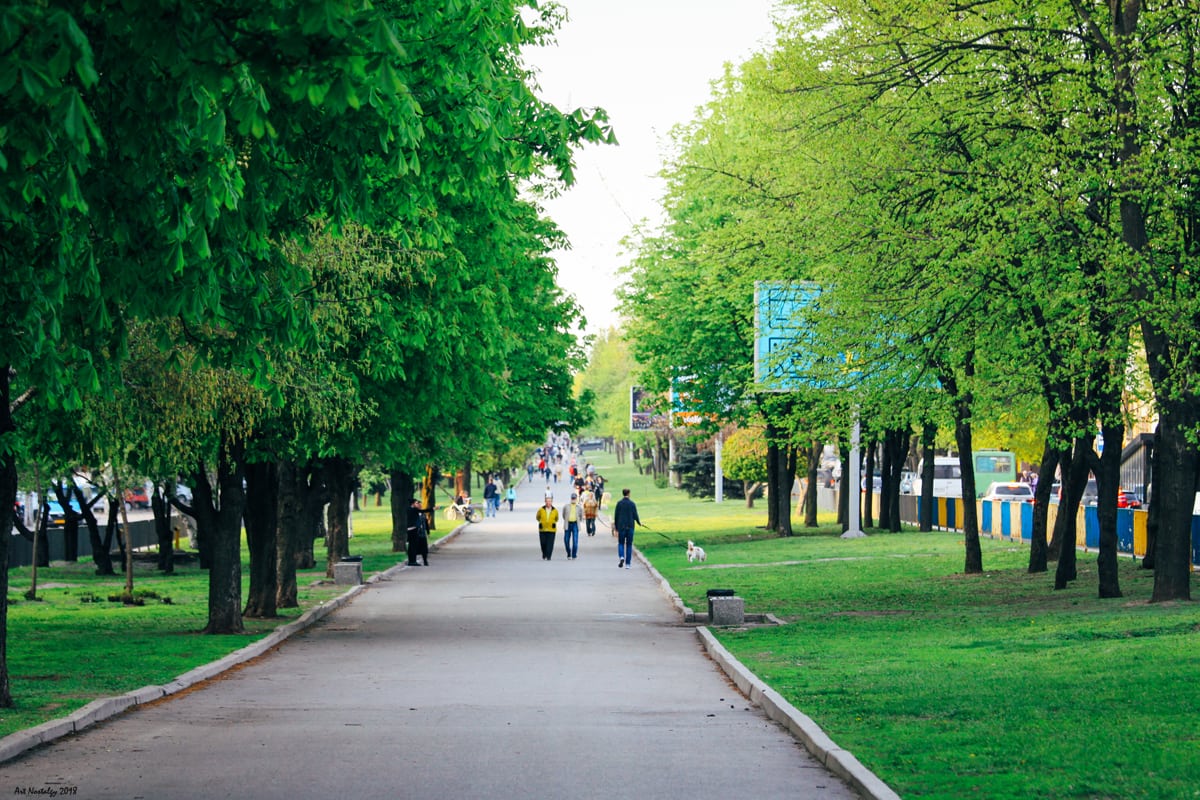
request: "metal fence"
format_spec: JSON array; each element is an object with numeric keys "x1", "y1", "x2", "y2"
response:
[{"x1": 7, "y1": 519, "x2": 159, "y2": 569}]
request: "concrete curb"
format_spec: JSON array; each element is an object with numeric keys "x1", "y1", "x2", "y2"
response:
[
  {"x1": 0, "y1": 523, "x2": 471, "y2": 767},
  {"x1": 639, "y1": 547, "x2": 900, "y2": 800},
  {"x1": 697, "y1": 629, "x2": 900, "y2": 800}
]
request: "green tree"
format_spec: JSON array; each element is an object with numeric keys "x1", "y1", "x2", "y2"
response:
[
  {"x1": 0, "y1": 0, "x2": 612, "y2": 704},
  {"x1": 722, "y1": 426, "x2": 767, "y2": 508}
]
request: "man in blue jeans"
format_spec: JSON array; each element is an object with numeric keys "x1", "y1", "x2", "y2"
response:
[
  {"x1": 613, "y1": 488, "x2": 642, "y2": 569},
  {"x1": 483, "y1": 478, "x2": 498, "y2": 517},
  {"x1": 563, "y1": 492, "x2": 581, "y2": 559}
]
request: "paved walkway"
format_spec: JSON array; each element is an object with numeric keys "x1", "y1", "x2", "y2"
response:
[{"x1": 1, "y1": 477, "x2": 868, "y2": 799}]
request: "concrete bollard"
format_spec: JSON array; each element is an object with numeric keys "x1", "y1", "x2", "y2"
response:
[
  {"x1": 709, "y1": 596, "x2": 745, "y2": 626},
  {"x1": 334, "y1": 559, "x2": 363, "y2": 586}
]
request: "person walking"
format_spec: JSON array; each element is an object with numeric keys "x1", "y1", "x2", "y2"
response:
[
  {"x1": 406, "y1": 498, "x2": 434, "y2": 566},
  {"x1": 505, "y1": 485, "x2": 516, "y2": 511},
  {"x1": 581, "y1": 488, "x2": 598, "y2": 537},
  {"x1": 483, "y1": 477, "x2": 498, "y2": 517},
  {"x1": 613, "y1": 488, "x2": 642, "y2": 569},
  {"x1": 535, "y1": 494, "x2": 559, "y2": 561},
  {"x1": 562, "y1": 492, "x2": 581, "y2": 559}
]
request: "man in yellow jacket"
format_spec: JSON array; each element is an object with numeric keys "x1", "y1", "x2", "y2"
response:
[{"x1": 536, "y1": 494, "x2": 559, "y2": 560}]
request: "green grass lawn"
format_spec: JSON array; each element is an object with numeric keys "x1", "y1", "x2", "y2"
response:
[{"x1": 592, "y1": 451, "x2": 1200, "y2": 800}]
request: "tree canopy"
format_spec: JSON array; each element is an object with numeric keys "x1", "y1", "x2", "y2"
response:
[{"x1": 0, "y1": 0, "x2": 612, "y2": 706}]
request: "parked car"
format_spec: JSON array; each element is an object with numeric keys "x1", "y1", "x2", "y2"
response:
[
  {"x1": 860, "y1": 474, "x2": 883, "y2": 493},
  {"x1": 43, "y1": 497, "x2": 81, "y2": 526},
  {"x1": 982, "y1": 482, "x2": 1035, "y2": 502},
  {"x1": 1056, "y1": 478, "x2": 1098, "y2": 506},
  {"x1": 123, "y1": 486, "x2": 150, "y2": 509}
]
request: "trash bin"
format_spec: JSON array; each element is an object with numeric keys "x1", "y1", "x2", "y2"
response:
[
  {"x1": 334, "y1": 556, "x2": 364, "y2": 585},
  {"x1": 707, "y1": 588, "x2": 735, "y2": 619}
]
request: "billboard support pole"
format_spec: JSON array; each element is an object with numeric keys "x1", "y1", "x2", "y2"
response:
[
  {"x1": 715, "y1": 431, "x2": 724, "y2": 503},
  {"x1": 842, "y1": 409, "x2": 866, "y2": 538}
]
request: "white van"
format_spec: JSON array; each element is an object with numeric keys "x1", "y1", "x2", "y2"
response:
[{"x1": 911, "y1": 456, "x2": 963, "y2": 498}]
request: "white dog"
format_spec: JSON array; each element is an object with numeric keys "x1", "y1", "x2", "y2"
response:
[{"x1": 686, "y1": 540, "x2": 707, "y2": 563}]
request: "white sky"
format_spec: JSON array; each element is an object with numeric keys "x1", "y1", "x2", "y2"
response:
[{"x1": 525, "y1": 0, "x2": 781, "y2": 337}]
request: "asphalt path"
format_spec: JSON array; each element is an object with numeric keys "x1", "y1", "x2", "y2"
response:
[{"x1": 3, "y1": 478, "x2": 860, "y2": 799}]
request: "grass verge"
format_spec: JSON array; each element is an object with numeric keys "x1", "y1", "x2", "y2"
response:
[{"x1": 590, "y1": 451, "x2": 1200, "y2": 800}]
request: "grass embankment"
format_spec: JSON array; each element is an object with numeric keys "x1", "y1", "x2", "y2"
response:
[
  {"x1": 591, "y1": 452, "x2": 1200, "y2": 800},
  {"x1": 1, "y1": 502, "x2": 430, "y2": 739}
]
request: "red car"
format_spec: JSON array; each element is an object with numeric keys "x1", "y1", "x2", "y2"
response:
[{"x1": 123, "y1": 487, "x2": 150, "y2": 509}]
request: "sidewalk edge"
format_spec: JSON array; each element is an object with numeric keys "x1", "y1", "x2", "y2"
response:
[{"x1": 638, "y1": 548, "x2": 899, "y2": 800}]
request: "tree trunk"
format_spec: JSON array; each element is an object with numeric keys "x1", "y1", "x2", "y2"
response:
[
  {"x1": 63, "y1": 484, "x2": 87, "y2": 563},
  {"x1": 0, "y1": 367, "x2": 16, "y2": 707},
  {"x1": 838, "y1": 447, "x2": 849, "y2": 530},
  {"x1": 883, "y1": 428, "x2": 905, "y2": 533},
  {"x1": 764, "y1": 428, "x2": 779, "y2": 531},
  {"x1": 201, "y1": 430, "x2": 247, "y2": 635},
  {"x1": 276, "y1": 460, "x2": 307, "y2": 609},
  {"x1": 390, "y1": 469, "x2": 414, "y2": 552},
  {"x1": 323, "y1": 457, "x2": 355, "y2": 578},
  {"x1": 83, "y1": 500, "x2": 113, "y2": 575},
  {"x1": 805, "y1": 441, "x2": 820, "y2": 527},
  {"x1": 1047, "y1": 443, "x2": 1070, "y2": 562},
  {"x1": 774, "y1": 443, "x2": 795, "y2": 536},
  {"x1": 460, "y1": 460, "x2": 473, "y2": 499},
  {"x1": 1028, "y1": 441, "x2": 1060, "y2": 573},
  {"x1": 52, "y1": 481, "x2": 81, "y2": 564},
  {"x1": 423, "y1": 465, "x2": 438, "y2": 532},
  {"x1": 243, "y1": 459, "x2": 279, "y2": 618},
  {"x1": 1095, "y1": 419, "x2": 1123, "y2": 599},
  {"x1": 1150, "y1": 402, "x2": 1199, "y2": 602},
  {"x1": 955, "y1": 401, "x2": 982, "y2": 574},
  {"x1": 919, "y1": 423, "x2": 935, "y2": 532},
  {"x1": 1054, "y1": 438, "x2": 1090, "y2": 590},
  {"x1": 94, "y1": 504, "x2": 118, "y2": 575},
  {"x1": 150, "y1": 486, "x2": 174, "y2": 574}
]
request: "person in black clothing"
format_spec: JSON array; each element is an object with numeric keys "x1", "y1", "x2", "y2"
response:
[
  {"x1": 613, "y1": 488, "x2": 643, "y2": 569},
  {"x1": 407, "y1": 498, "x2": 434, "y2": 566}
]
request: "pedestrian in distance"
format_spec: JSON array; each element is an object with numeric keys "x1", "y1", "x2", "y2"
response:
[
  {"x1": 483, "y1": 477, "x2": 498, "y2": 518},
  {"x1": 505, "y1": 485, "x2": 516, "y2": 511},
  {"x1": 614, "y1": 488, "x2": 643, "y2": 569},
  {"x1": 406, "y1": 498, "x2": 434, "y2": 566},
  {"x1": 536, "y1": 494, "x2": 559, "y2": 560},
  {"x1": 563, "y1": 492, "x2": 581, "y2": 559},
  {"x1": 581, "y1": 488, "x2": 598, "y2": 536}
]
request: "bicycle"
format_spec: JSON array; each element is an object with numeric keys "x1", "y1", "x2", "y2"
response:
[{"x1": 445, "y1": 500, "x2": 482, "y2": 523}]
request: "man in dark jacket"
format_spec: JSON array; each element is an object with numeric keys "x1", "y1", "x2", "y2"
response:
[
  {"x1": 406, "y1": 498, "x2": 434, "y2": 566},
  {"x1": 613, "y1": 488, "x2": 642, "y2": 569}
]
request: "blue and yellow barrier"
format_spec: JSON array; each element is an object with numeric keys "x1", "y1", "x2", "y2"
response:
[{"x1": 906, "y1": 498, "x2": 1195, "y2": 564}]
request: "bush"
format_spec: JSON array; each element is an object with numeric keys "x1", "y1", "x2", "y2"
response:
[{"x1": 671, "y1": 448, "x2": 745, "y2": 499}]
